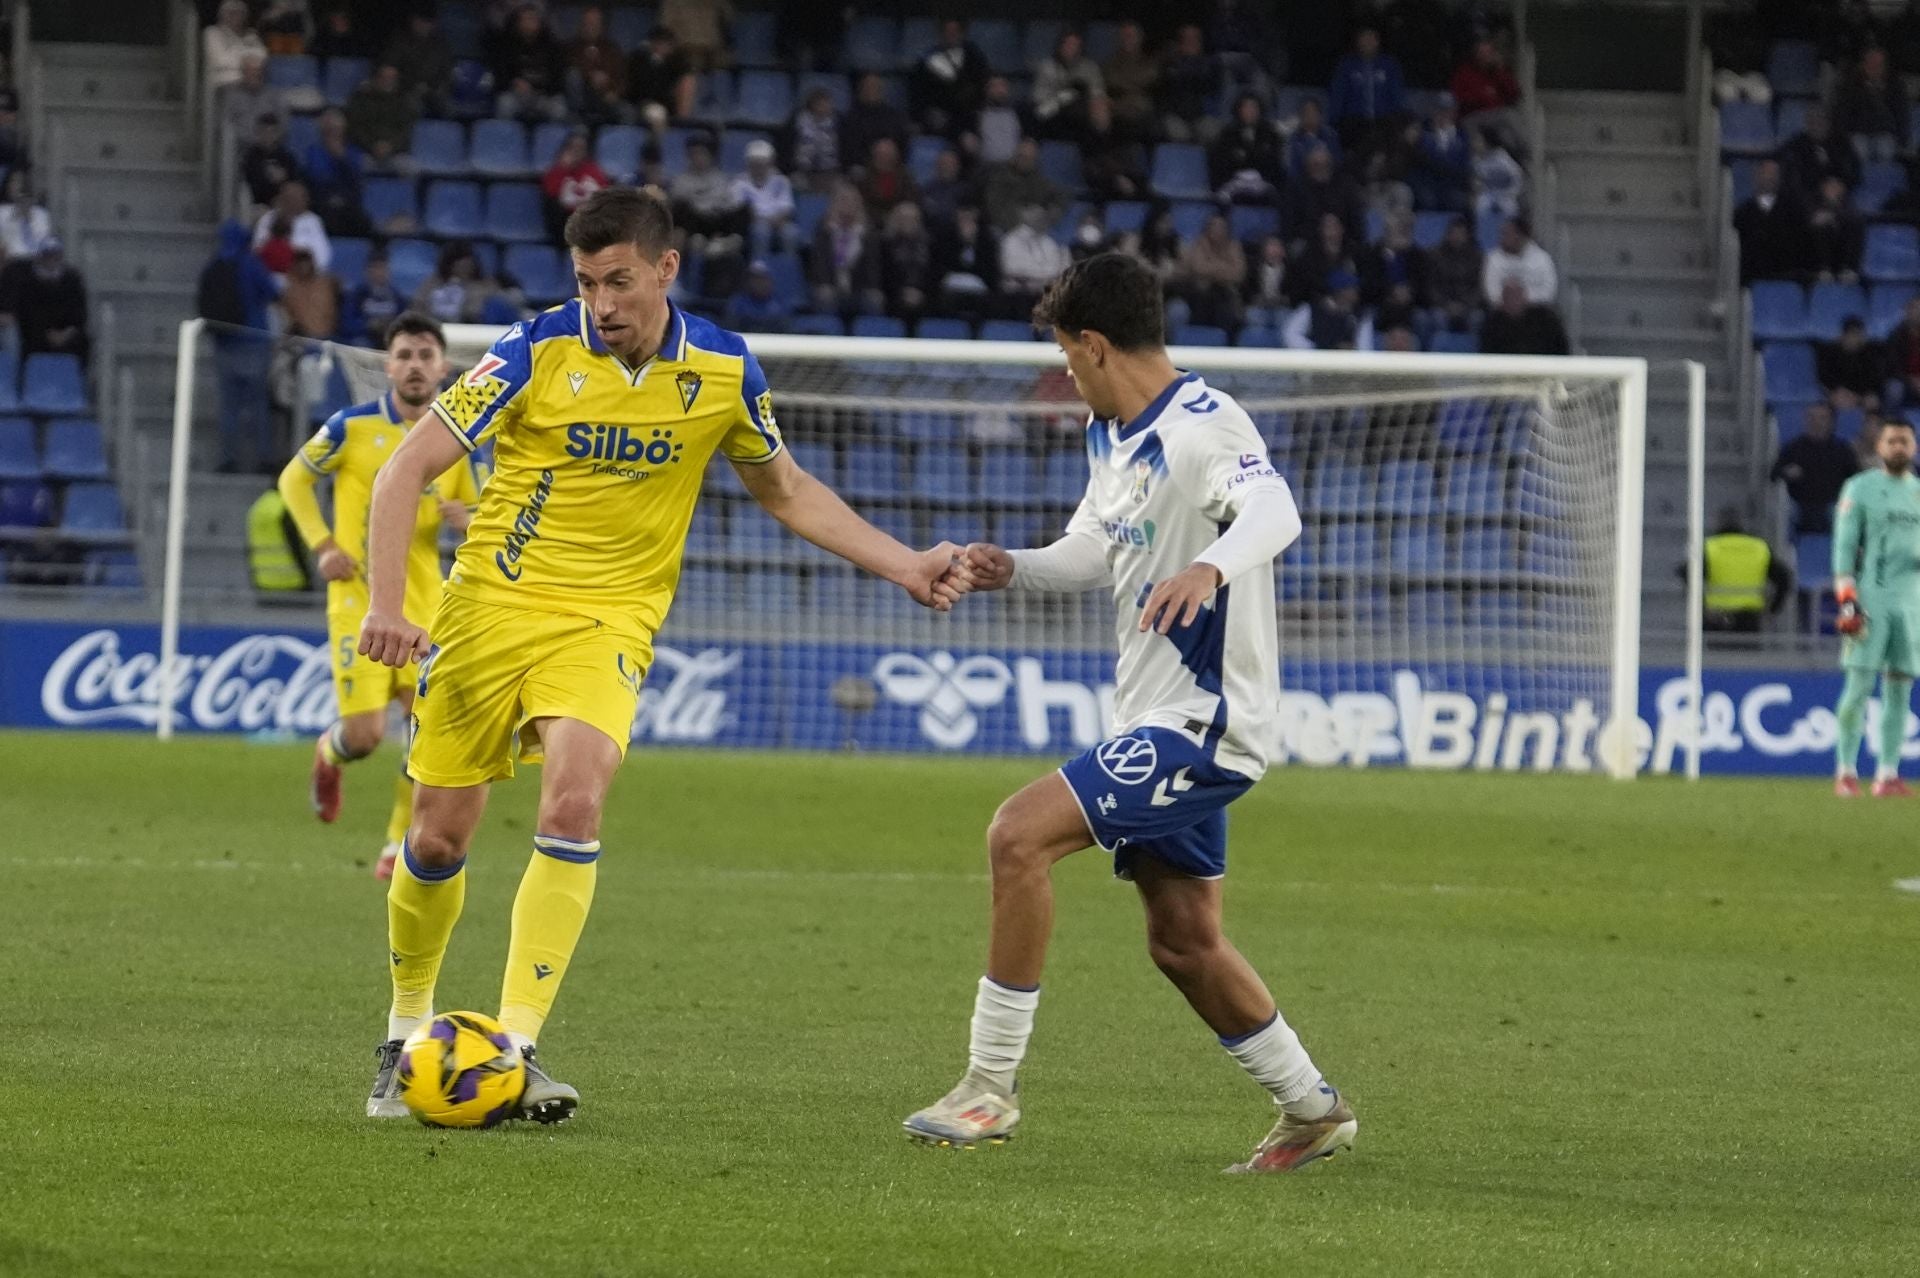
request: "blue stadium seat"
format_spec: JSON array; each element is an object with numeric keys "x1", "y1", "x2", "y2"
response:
[
  {"x1": 1428, "y1": 330, "x2": 1480, "y2": 354},
  {"x1": 911, "y1": 444, "x2": 972, "y2": 500},
  {"x1": 971, "y1": 20, "x2": 1022, "y2": 72},
  {"x1": 730, "y1": 11, "x2": 777, "y2": 67},
  {"x1": 1767, "y1": 40, "x2": 1822, "y2": 98},
  {"x1": 839, "y1": 444, "x2": 902, "y2": 499},
  {"x1": 84, "y1": 548, "x2": 142, "y2": 589},
  {"x1": 789, "y1": 313, "x2": 845, "y2": 336},
  {"x1": 330, "y1": 236, "x2": 372, "y2": 289},
  {"x1": 1104, "y1": 200, "x2": 1149, "y2": 235},
  {"x1": 1718, "y1": 100, "x2": 1776, "y2": 155},
  {"x1": 1796, "y1": 533, "x2": 1834, "y2": 590},
  {"x1": 606, "y1": 5, "x2": 652, "y2": 47},
  {"x1": 1085, "y1": 20, "x2": 1120, "y2": 64},
  {"x1": 691, "y1": 70, "x2": 735, "y2": 124},
  {"x1": 1774, "y1": 96, "x2": 1811, "y2": 144},
  {"x1": 760, "y1": 253, "x2": 806, "y2": 310},
  {"x1": 735, "y1": 71, "x2": 795, "y2": 128},
  {"x1": 898, "y1": 18, "x2": 941, "y2": 63},
  {"x1": 1037, "y1": 139, "x2": 1083, "y2": 191},
  {"x1": 979, "y1": 448, "x2": 1043, "y2": 504},
  {"x1": 0, "y1": 416, "x2": 38, "y2": 479},
  {"x1": 1377, "y1": 461, "x2": 1437, "y2": 515},
  {"x1": 1023, "y1": 19, "x2": 1068, "y2": 71},
  {"x1": 1308, "y1": 464, "x2": 1373, "y2": 515},
  {"x1": 906, "y1": 134, "x2": 947, "y2": 184},
  {"x1": 851, "y1": 315, "x2": 907, "y2": 339},
  {"x1": 448, "y1": 59, "x2": 491, "y2": 117},
  {"x1": 423, "y1": 180, "x2": 484, "y2": 237},
  {"x1": 1412, "y1": 211, "x2": 1454, "y2": 249},
  {"x1": 793, "y1": 191, "x2": 829, "y2": 242},
  {"x1": 363, "y1": 176, "x2": 417, "y2": 227},
  {"x1": 1475, "y1": 207, "x2": 1504, "y2": 251},
  {"x1": 684, "y1": 503, "x2": 727, "y2": 556},
  {"x1": 654, "y1": 126, "x2": 692, "y2": 176},
  {"x1": 1833, "y1": 406, "x2": 1865, "y2": 441},
  {"x1": 1807, "y1": 280, "x2": 1868, "y2": 338},
  {"x1": 21, "y1": 355, "x2": 86, "y2": 415},
  {"x1": 796, "y1": 71, "x2": 852, "y2": 115},
  {"x1": 1150, "y1": 143, "x2": 1211, "y2": 200},
  {"x1": 1042, "y1": 450, "x2": 1086, "y2": 502},
  {"x1": 323, "y1": 56, "x2": 369, "y2": 107},
  {"x1": 0, "y1": 479, "x2": 52, "y2": 529},
  {"x1": 1865, "y1": 223, "x2": 1920, "y2": 281},
  {"x1": 1458, "y1": 528, "x2": 1517, "y2": 574},
  {"x1": 720, "y1": 128, "x2": 775, "y2": 173},
  {"x1": 909, "y1": 317, "x2": 968, "y2": 343},
  {"x1": 1315, "y1": 523, "x2": 1378, "y2": 569},
  {"x1": 410, "y1": 120, "x2": 468, "y2": 175},
  {"x1": 60, "y1": 482, "x2": 124, "y2": 534},
  {"x1": 1229, "y1": 204, "x2": 1280, "y2": 243},
  {"x1": 594, "y1": 124, "x2": 647, "y2": 181},
  {"x1": 1442, "y1": 462, "x2": 1505, "y2": 515},
  {"x1": 266, "y1": 55, "x2": 320, "y2": 92},
  {"x1": 43, "y1": 419, "x2": 108, "y2": 481},
  {"x1": 978, "y1": 319, "x2": 1035, "y2": 342},
  {"x1": 1050, "y1": 200, "x2": 1094, "y2": 245},
  {"x1": 530, "y1": 121, "x2": 572, "y2": 171},
  {"x1": 1764, "y1": 343, "x2": 1820, "y2": 402},
  {"x1": 895, "y1": 409, "x2": 961, "y2": 442},
  {"x1": 728, "y1": 516, "x2": 800, "y2": 565},
  {"x1": 1236, "y1": 327, "x2": 1285, "y2": 348},
  {"x1": 1521, "y1": 533, "x2": 1578, "y2": 576},
  {"x1": 387, "y1": 238, "x2": 438, "y2": 296},
  {"x1": 1856, "y1": 161, "x2": 1906, "y2": 214},
  {"x1": 1172, "y1": 324, "x2": 1228, "y2": 347},
  {"x1": 469, "y1": 119, "x2": 531, "y2": 176},
  {"x1": 486, "y1": 182, "x2": 546, "y2": 242},
  {"x1": 1169, "y1": 199, "x2": 1214, "y2": 242},
  {"x1": 503, "y1": 244, "x2": 570, "y2": 303},
  {"x1": 1750, "y1": 280, "x2": 1810, "y2": 341},
  {"x1": 1869, "y1": 283, "x2": 1917, "y2": 336},
  {"x1": 1391, "y1": 528, "x2": 1447, "y2": 573},
  {"x1": 1728, "y1": 157, "x2": 1757, "y2": 205},
  {"x1": 284, "y1": 111, "x2": 320, "y2": 156},
  {"x1": 843, "y1": 17, "x2": 899, "y2": 72}
]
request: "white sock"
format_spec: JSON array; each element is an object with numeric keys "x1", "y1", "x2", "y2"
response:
[
  {"x1": 1877, "y1": 764, "x2": 1900, "y2": 782},
  {"x1": 967, "y1": 975, "x2": 1039, "y2": 1090},
  {"x1": 387, "y1": 1011, "x2": 426, "y2": 1043},
  {"x1": 507, "y1": 1031, "x2": 536, "y2": 1054},
  {"x1": 1220, "y1": 1012, "x2": 1335, "y2": 1118}
]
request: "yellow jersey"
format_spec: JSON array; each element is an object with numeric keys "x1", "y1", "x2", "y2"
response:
[
  {"x1": 283, "y1": 390, "x2": 483, "y2": 626},
  {"x1": 429, "y1": 298, "x2": 782, "y2": 630}
]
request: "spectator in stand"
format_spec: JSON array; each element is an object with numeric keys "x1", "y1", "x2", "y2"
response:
[
  {"x1": 1412, "y1": 97, "x2": 1472, "y2": 212},
  {"x1": 564, "y1": 6, "x2": 629, "y2": 127},
  {"x1": 1210, "y1": 94, "x2": 1285, "y2": 203},
  {"x1": 412, "y1": 240, "x2": 506, "y2": 323},
  {"x1": 1449, "y1": 38, "x2": 1524, "y2": 158},
  {"x1": 221, "y1": 53, "x2": 285, "y2": 149},
  {"x1": 302, "y1": 108, "x2": 371, "y2": 238},
  {"x1": 381, "y1": 8, "x2": 455, "y2": 113},
  {"x1": 541, "y1": 129, "x2": 611, "y2": 240},
  {"x1": 1772, "y1": 402, "x2": 1859, "y2": 534},
  {"x1": 344, "y1": 64, "x2": 416, "y2": 172},
  {"x1": 1032, "y1": 30, "x2": 1105, "y2": 143},
  {"x1": 910, "y1": 19, "x2": 990, "y2": 139},
  {"x1": 1158, "y1": 24, "x2": 1216, "y2": 143},
  {"x1": 1285, "y1": 97, "x2": 1342, "y2": 180},
  {"x1": 198, "y1": 220, "x2": 280, "y2": 473},
  {"x1": 1285, "y1": 268, "x2": 1369, "y2": 351},
  {"x1": 1780, "y1": 105, "x2": 1862, "y2": 204},
  {"x1": 1210, "y1": 0, "x2": 1285, "y2": 104},
  {"x1": 1067, "y1": 209, "x2": 1114, "y2": 261},
  {"x1": 4, "y1": 238, "x2": 89, "y2": 363},
  {"x1": 1820, "y1": 315, "x2": 1883, "y2": 410},
  {"x1": 254, "y1": 212, "x2": 300, "y2": 276},
  {"x1": 205, "y1": 0, "x2": 268, "y2": 92},
  {"x1": 984, "y1": 138, "x2": 1064, "y2": 234},
  {"x1": 669, "y1": 134, "x2": 749, "y2": 251},
  {"x1": 1883, "y1": 296, "x2": 1920, "y2": 406},
  {"x1": 658, "y1": 0, "x2": 732, "y2": 72},
  {"x1": 1328, "y1": 25, "x2": 1407, "y2": 160},
  {"x1": 920, "y1": 147, "x2": 975, "y2": 228},
  {"x1": 1831, "y1": 0, "x2": 1887, "y2": 63},
  {"x1": 999, "y1": 204, "x2": 1072, "y2": 317},
  {"x1": 932, "y1": 203, "x2": 1001, "y2": 320},
  {"x1": 1362, "y1": 213, "x2": 1429, "y2": 314},
  {"x1": 1080, "y1": 95, "x2": 1148, "y2": 201},
  {"x1": 0, "y1": 172, "x2": 53, "y2": 261},
  {"x1": 1480, "y1": 279, "x2": 1569, "y2": 355},
  {"x1": 1834, "y1": 46, "x2": 1908, "y2": 161},
  {"x1": 1471, "y1": 127, "x2": 1526, "y2": 219},
  {"x1": 879, "y1": 201, "x2": 936, "y2": 323},
  {"x1": 241, "y1": 112, "x2": 300, "y2": 209},
  {"x1": 1290, "y1": 211, "x2": 1361, "y2": 307},
  {"x1": 1102, "y1": 20, "x2": 1159, "y2": 142},
  {"x1": 1807, "y1": 175, "x2": 1866, "y2": 281},
  {"x1": 278, "y1": 247, "x2": 340, "y2": 340},
  {"x1": 0, "y1": 92, "x2": 26, "y2": 177},
  {"x1": 493, "y1": 4, "x2": 567, "y2": 122},
  {"x1": 1482, "y1": 216, "x2": 1556, "y2": 306},
  {"x1": 725, "y1": 258, "x2": 792, "y2": 333},
  {"x1": 1244, "y1": 234, "x2": 1292, "y2": 329},
  {"x1": 787, "y1": 87, "x2": 843, "y2": 192},
  {"x1": 1176, "y1": 212, "x2": 1248, "y2": 330},
  {"x1": 732, "y1": 138, "x2": 796, "y2": 256},
  {"x1": 1362, "y1": 119, "x2": 1420, "y2": 223},
  {"x1": 1283, "y1": 146, "x2": 1360, "y2": 247},
  {"x1": 974, "y1": 77, "x2": 1023, "y2": 168},
  {"x1": 809, "y1": 181, "x2": 883, "y2": 316},
  {"x1": 308, "y1": 6, "x2": 370, "y2": 60},
  {"x1": 1429, "y1": 213, "x2": 1484, "y2": 330},
  {"x1": 1732, "y1": 159, "x2": 1810, "y2": 284},
  {"x1": 844, "y1": 73, "x2": 912, "y2": 178},
  {"x1": 252, "y1": 181, "x2": 331, "y2": 272},
  {"x1": 341, "y1": 249, "x2": 403, "y2": 346},
  {"x1": 858, "y1": 138, "x2": 919, "y2": 221},
  {"x1": 627, "y1": 24, "x2": 695, "y2": 126},
  {"x1": 258, "y1": 0, "x2": 311, "y2": 55}
]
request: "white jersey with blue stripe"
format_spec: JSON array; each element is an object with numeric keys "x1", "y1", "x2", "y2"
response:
[{"x1": 1070, "y1": 371, "x2": 1291, "y2": 780}]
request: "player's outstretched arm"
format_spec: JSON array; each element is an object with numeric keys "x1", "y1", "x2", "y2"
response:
[
  {"x1": 358, "y1": 421, "x2": 465, "y2": 666},
  {"x1": 274, "y1": 453, "x2": 356, "y2": 582},
  {"x1": 732, "y1": 449, "x2": 971, "y2": 609}
]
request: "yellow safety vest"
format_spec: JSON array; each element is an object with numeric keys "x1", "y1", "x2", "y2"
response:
[
  {"x1": 246, "y1": 490, "x2": 307, "y2": 592},
  {"x1": 1704, "y1": 532, "x2": 1770, "y2": 612}
]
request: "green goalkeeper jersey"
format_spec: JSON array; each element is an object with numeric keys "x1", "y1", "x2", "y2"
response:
[{"x1": 1833, "y1": 468, "x2": 1920, "y2": 600}]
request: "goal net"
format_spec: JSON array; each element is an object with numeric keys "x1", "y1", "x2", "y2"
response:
[{"x1": 162, "y1": 322, "x2": 1646, "y2": 776}]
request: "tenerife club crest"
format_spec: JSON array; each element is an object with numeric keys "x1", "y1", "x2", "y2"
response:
[{"x1": 675, "y1": 369, "x2": 703, "y2": 414}]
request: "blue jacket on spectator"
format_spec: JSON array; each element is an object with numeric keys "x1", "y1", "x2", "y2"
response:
[
  {"x1": 1286, "y1": 124, "x2": 1342, "y2": 179},
  {"x1": 302, "y1": 141, "x2": 366, "y2": 209},
  {"x1": 342, "y1": 280, "x2": 403, "y2": 345},
  {"x1": 1329, "y1": 52, "x2": 1406, "y2": 122},
  {"x1": 725, "y1": 289, "x2": 793, "y2": 333},
  {"x1": 1413, "y1": 120, "x2": 1471, "y2": 209},
  {"x1": 212, "y1": 218, "x2": 279, "y2": 333}
]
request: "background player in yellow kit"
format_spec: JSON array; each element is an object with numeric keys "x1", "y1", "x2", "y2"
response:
[
  {"x1": 355, "y1": 188, "x2": 971, "y2": 1122},
  {"x1": 276, "y1": 313, "x2": 479, "y2": 881}
]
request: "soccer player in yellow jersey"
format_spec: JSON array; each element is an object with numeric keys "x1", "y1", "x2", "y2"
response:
[
  {"x1": 276, "y1": 313, "x2": 480, "y2": 882},
  {"x1": 355, "y1": 188, "x2": 972, "y2": 1122}
]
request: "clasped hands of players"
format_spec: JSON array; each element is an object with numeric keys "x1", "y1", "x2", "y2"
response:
[{"x1": 938, "y1": 543, "x2": 1223, "y2": 633}]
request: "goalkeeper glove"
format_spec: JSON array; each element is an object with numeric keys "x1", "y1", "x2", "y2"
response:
[{"x1": 1837, "y1": 581, "x2": 1867, "y2": 636}]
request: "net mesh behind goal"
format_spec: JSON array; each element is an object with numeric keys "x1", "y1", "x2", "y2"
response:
[{"x1": 314, "y1": 332, "x2": 1634, "y2": 774}]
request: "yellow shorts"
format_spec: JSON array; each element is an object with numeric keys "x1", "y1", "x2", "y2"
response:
[
  {"x1": 329, "y1": 612, "x2": 416, "y2": 720},
  {"x1": 406, "y1": 593, "x2": 653, "y2": 789}
]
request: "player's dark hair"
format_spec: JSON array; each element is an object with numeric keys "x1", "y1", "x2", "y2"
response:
[
  {"x1": 384, "y1": 311, "x2": 445, "y2": 351},
  {"x1": 1029, "y1": 252, "x2": 1165, "y2": 352},
  {"x1": 565, "y1": 186, "x2": 675, "y2": 259}
]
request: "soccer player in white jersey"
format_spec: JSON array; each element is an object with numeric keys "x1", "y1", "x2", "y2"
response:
[{"x1": 905, "y1": 253, "x2": 1356, "y2": 1172}]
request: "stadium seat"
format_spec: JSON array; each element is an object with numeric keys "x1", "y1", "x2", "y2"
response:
[
  {"x1": 911, "y1": 444, "x2": 972, "y2": 500},
  {"x1": 386, "y1": 238, "x2": 439, "y2": 296},
  {"x1": 839, "y1": 445, "x2": 902, "y2": 499},
  {"x1": 1718, "y1": 100, "x2": 1776, "y2": 155},
  {"x1": 1315, "y1": 523, "x2": 1378, "y2": 569},
  {"x1": 1413, "y1": 212, "x2": 1455, "y2": 249},
  {"x1": 43, "y1": 419, "x2": 108, "y2": 481},
  {"x1": 1833, "y1": 406, "x2": 1865, "y2": 441},
  {"x1": 1865, "y1": 223, "x2": 1920, "y2": 281},
  {"x1": 59, "y1": 482, "x2": 125, "y2": 535},
  {"x1": 1796, "y1": 534, "x2": 1834, "y2": 591},
  {"x1": 789, "y1": 313, "x2": 844, "y2": 336},
  {"x1": 1050, "y1": 200, "x2": 1095, "y2": 245},
  {"x1": 1236, "y1": 326, "x2": 1285, "y2": 348},
  {"x1": 1229, "y1": 204, "x2": 1280, "y2": 243},
  {"x1": 915, "y1": 317, "x2": 971, "y2": 341},
  {"x1": 469, "y1": 119, "x2": 531, "y2": 176},
  {"x1": 1428, "y1": 330, "x2": 1480, "y2": 354},
  {"x1": 1807, "y1": 281, "x2": 1868, "y2": 339},
  {"x1": 423, "y1": 181, "x2": 485, "y2": 238},
  {"x1": 734, "y1": 71, "x2": 795, "y2": 128},
  {"x1": 690, "y1": 70, "x2": 735, "y2": 124},
  {"x1": 979, "y1": 448, "x2": 1043, "y2": 504},
  {"x1": 283, "y1": 111, "x2": 320, "y2": 156},
  {"x1": 486, "y1": 182, "x2": 546, "y2": 242},
  {"x1": 530, "y1": 121, "x2": 572, "y2": 171},
  {"x1": 1750, "y1": 280, "x2": 1810, "y2": 341},
  {"x1": 720, "y1": 128, "x2": 775, "y2": 173},
  {"x1": 21, "y1": 355, "x2": 86, "y2": 415},
  {"x1": 976, "y1": 319, "x2": 1033, "y2": 342},
  {"x1": 1042, "y1": 449, "x2": 1087, "y2": 503},
  {"x1": 1856, "y1": 161, "x2": 1906, "y2": 214},
  {"x1": 1308, "y1": 464, "x2": 1373, "y2": 515},
  {"x1": 1475, "y1": 207, "x2": 1504, "y2": 251},
  {"x1": 363, "y1": 176, "x2": 418, "y2": 228},
  {"x1": 502, "y1": 244, "x2": 570, "y2": 303},
  {"x1": 1172, "y1": 324, "x2": 1228, "y2": 347},
  {"x1": 843, "y1": 16, "x2": 899, "y2": 72},
  {"x1": 1376, "y1": 461, "x2": 1438, "y2": 516},
  {"x1": 971, "y1": 20, "x2": 1021, "y2": 72},
  {"x1": 1084, "y1": 20, "x2": 1120, "y2": 64},
  {"x1": 730, "y1": 11, "x2": 777, "y2": 67},
  {"x1": 1442, "y1": 462, "x2": 1506, "y2": 515},
  {"x1": 1762, "y1": 342, "x2": 1820, "y2": 402},
  {"x1": 1521, "y1": 533, "x2": 1578, "y2": 576},
  {"x1": 328, "y1": 236, "x2": 372, "y2": 289},
  {"x1": 323, "y1": 56, "x2": 369, "y2": 107},
  {"x1": 1150, "y1": 143, "x2": 1211, "y2": 201},
  {"x1": 1390, "y1": 528, "x2": 1448, "y2": 574},
  {"x1": 1023, "y1": 19, "x2": 1067, "y2": 71},
  {"x1": 851, "y1": 315, "x2": 907, "y2": 339},
  {"x1": 594, "y1": 124, "x2": 647, "y2": 180},
  {"x1": 83, "y1": 547, "x2": 142, "y2": 589},
  {"x1": 797, "y1": 71, "x2": 853, "y2": 115},
  {"x1": 1727, "y1": 157, "x2": 1757, "y2": 205},
  {"x1": 1767, "y1": 40, "x2": 1821, "y2": 98},
  {"x1": 1774, "y1": 96, "x2": 1810, "y2": 145},
  {"x1": 1457, "y1": 527, "x2": 1517, "y2": 574},
  {"x1": 1168, "y1": 199, "x2": 1215, "y2": 243},
  {"x1": 1103, "y1": 200, "x2": 1149, "y2": 235},
  {"x1": 763, "y1": 254, "x2": 807, "y2": 309},
  {"x1": 1868, "y1": 283, "x2": 1917, "y2": 336},
  {"x1": 1037, "y1": 140, "x2": 1084, "y2": 191},
  {"x1": 654, "y1": 127, "x2": 692, "y2": 176},
  {"x1": 0, "y1": 479, "x2": 52, "y2": 529},
  {"x1": 793, "y1": 191, "x2": 830, "y2": 242},
  {"x1": 447, "y1": 59, "x2": 491, "y2": 117},
  {"x1": 0, "y1": 416, "x2": 38, "y2": 479},
  {"x1": 266, "y1": 55, "x2": 320, "y2": 93},
  {"x1": 410, "y1": 119, "x2": 468, "y2": 175}
]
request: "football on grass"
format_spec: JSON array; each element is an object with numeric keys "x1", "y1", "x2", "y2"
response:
[{"x1": 398, "y1": 1012, "x2": 526, "y2": 1129}]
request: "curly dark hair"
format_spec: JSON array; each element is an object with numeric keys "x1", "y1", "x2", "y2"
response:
[{"x1": 1029, "y1": 251, "x2": 1166, "y2": 351}]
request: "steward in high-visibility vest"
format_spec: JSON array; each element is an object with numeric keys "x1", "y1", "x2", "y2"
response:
[
  {"x1": 246, "y1": 488, "x2": 311, "y2": 593},
  {"x1": 1699, "y1": 509, "x2": 1791, "y2": 633}
]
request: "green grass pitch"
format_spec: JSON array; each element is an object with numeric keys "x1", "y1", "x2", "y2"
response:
[{"x1": 2, "y1": 729, "x2": 1917, "y2": 1276}]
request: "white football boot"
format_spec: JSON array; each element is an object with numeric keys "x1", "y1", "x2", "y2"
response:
[{"x1": 903, "y1": 1072, "x2": 1019, "y2": 1147}]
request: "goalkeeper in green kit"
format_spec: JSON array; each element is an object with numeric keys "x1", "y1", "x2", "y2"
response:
[{"x1": 1831, "y1": 418, "x2": 1920, "y2": 798}]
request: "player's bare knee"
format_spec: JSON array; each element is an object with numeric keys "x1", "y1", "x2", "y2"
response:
[
  {"x1": 986, "y1": 807, "x2": 1046, "y2": 880},
  {"x1": 407, "y1": 826, "x2": 468, "y2": 868},
  {"x1": 1145, "y1": 913, "x2": 1224, "y2": 983},
  {"x1": 340, "y1": 715, "x2": 384, "y2": 755},
  {"x1": 537, "y1": 787, "x2": 603, "y2": 844}
]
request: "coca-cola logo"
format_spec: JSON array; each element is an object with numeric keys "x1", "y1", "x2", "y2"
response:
[
  {"x1": 630, "y1": 645, "x2": 740, "y2": 743},
  {"x1": 39, "y1": 628, "x2": 336, "y2": 731}
]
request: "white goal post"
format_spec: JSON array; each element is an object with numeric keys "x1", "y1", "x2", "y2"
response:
[{"x1": 161, "y1": 317, "x2": 1670, "y2": 778}]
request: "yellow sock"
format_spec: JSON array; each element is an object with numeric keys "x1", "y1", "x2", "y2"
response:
[
  {"x1": 384, "y1": 772, "x2": 414, "y2": 847},
  {"x1": 387, "y1": 840, "x2": 467, "y2": 1035},
  {"x1": 320, "y1": 723, "x2": 348, "y2": 768},
  {"x1": 499, "y1": 836, "x2": 600, "y2": 1043}
]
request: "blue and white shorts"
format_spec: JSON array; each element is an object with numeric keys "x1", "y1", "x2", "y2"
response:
[{"x1": 1059, "y1": 726, "x2": 1255, "y2": 881}]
